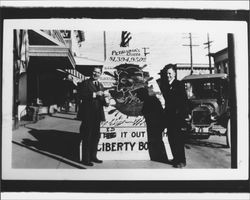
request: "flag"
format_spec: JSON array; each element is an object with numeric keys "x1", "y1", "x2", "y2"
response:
[
  {"x1": 75, "y1": 30, "x2": 85, "y2": 47},
  {"x1": 14, "y1": 29, "x2": 29, "y2": 74},
  {"x1": 19, "y1": 30, "x2": 29, "y2": 74},
  {"x1": 120, "y1": 31, "x2": 132, "y2": 47}
]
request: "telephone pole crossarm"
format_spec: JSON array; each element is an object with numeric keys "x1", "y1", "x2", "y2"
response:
[
  {"x1": 204, "y1": 33, "x2": 213, "y2": 74},
  {"x1": 182, "y1": 33, "x2": 199, "y2": 75}
]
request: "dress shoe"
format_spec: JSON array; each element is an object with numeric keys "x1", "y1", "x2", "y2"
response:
[
  {"x1": 173, "y1": 163, "x2": 182, "y2": 168},
  {"x1": 91, "y1": 158, "x2": 103, "y2": 163},
  {"x1": 173, "y1": 162, "x2": 186, "y2": 168},
  {"x1": 180, "y1": 162, "x2": 186, "y2": 168},
  {"x1": 81, "y1": 161, "x2": 94, "y2": 166}
]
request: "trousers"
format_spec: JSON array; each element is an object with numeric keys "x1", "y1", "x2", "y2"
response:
[
  {"x1": 167, "y1": 126, "x2": 186, "y2": 164},
  {"x1": 79, "y1": 117, "x2": 101, "y2": 163}
]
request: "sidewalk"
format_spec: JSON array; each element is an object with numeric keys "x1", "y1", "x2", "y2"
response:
[
  {"x1": 12, "y1": 112, "x2": 231, "y2": 169},
  {"x1": 12, "y1": 112, "x2": 174, "y2": 169},
  {"x1": 12, "y1": 111, "x2": 85, "y2": 169}
]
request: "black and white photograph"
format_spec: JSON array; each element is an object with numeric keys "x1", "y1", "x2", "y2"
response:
[{"x1": 0, "y1": 2, "x2": 249, "y2": 196}]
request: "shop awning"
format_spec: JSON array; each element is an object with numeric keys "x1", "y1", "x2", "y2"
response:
[
  {"x1": 56, "y1": 69, "x2": 83, "y2": 86},
  {"x1": 29, "y1": 45, "x2": 75, "y2": 70},
  {"x1": 28, "y1": 30, "x2": 66, "y2": 47},
  {"x1": 28, "y1": 30, "x2": 75, "y2": 70},
  {"x1": 75, "y1": 57, "x2": 104, "y2": 76}
]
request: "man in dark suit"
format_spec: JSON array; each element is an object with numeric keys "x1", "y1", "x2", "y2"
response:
[
  {"x1": 78, "y1": 67, "x2": 109, "y2": 166},
  {"x1": 135, "y1": 87, "x2": 169, "y2": 163},
  {"x1": 158, "y1": 64, "x2": 188, "y2": 168}
]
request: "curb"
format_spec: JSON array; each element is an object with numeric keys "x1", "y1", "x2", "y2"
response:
[{"x1": 12, "y1": 140, "x2": 86, "y2": 169}]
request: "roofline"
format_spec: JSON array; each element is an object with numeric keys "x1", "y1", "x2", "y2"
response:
[
  {"x1": 210, "y1": 47, "x2": 228, "y2": 57},
  {"x1": 74, "y1": 56, "x2": 104, "y2": 66},
  {"x1": 182, "y1": 73, "x2": 228, "y2": 81}
]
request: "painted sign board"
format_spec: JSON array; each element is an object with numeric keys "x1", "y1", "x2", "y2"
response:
[{"x1": 98, "y1": 31, "x2": 172, "y2": 160}]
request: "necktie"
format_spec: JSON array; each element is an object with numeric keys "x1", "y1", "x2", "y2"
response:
[{"x1": 94, "y1": 81, "x2": 98, "y2": 88}]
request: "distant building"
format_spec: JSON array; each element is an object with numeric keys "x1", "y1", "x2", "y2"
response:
[
  {"x1": 210, "y1": 48, "x2": 229, "y2": 75},
  {"x1": 176, "y1": 63, "x2": 214, "y2": 80}
]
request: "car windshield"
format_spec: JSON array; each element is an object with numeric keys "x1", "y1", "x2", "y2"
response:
[{"x1": 184, "y1": 80, "x2": 222, "y2": 100}]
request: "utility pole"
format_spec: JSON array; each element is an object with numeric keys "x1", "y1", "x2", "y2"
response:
[
  {"x1": 182, "y1": 33, "x2": 199, "y2": 75},
  {"x1": 204, "y1": 33, "x2": 213, "y2": 74},
  {"x1": 103, "y1": 31, "x2": 107, "y2": 61}
]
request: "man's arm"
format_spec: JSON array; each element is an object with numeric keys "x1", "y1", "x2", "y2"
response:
[
  {"x1": 176, "y1": 81, "x2": 188, "y2": 116},
  {"x1": 79, "y1": 80, "x2": 96, "y2": 100},
  {"x1": 99, "y1": 84, "x2": 110, "y2": 107}
]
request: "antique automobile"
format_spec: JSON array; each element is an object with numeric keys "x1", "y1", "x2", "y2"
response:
[{"x1": 181, "y1": 73, "x2": 231, "y2": 147}]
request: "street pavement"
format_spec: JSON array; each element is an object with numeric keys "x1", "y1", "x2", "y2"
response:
[{"x1": 12, "y1": 111, "x2": 231, "y2": 169}]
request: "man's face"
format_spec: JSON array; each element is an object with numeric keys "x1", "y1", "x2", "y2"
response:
[
  {"x1": 166, "y1": 68, "x2": 176, "y2": 83},
  {"x1": 92, "y1": 67, "x2": 102, "y2": 80}
]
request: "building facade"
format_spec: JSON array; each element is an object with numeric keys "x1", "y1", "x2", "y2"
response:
[
  {"x1": 176, "y1": 63, "x2": 214, "y2": 80},
  {"x1": 210, "y1": 48, "x2": 229, "y2": 75},
  {"x1": 13, "y1": 29, "x2": 89, "y2": 128}
]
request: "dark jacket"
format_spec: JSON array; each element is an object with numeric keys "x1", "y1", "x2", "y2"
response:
[
  {"x1": 160, "y1": 79, "x2": 188, "y2": 127},
  {"x1": 78, "y1": 79, "x2": 108, "y2": 122}
]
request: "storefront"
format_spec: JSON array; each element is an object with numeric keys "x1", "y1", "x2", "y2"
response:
[
  {"x1": 27, "y1": 42, "x2": 75, "y2": 110},
  {"x1": 13, "y1": 30, "x2": 76, "y2": 127}
]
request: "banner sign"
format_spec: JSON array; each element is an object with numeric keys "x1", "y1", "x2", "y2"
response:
[
  {"x1": 98, "y1": 126, "x2": 150, "y2": 160},
  {"x1": 99, "y1": 123, "x2": 172, "y2": 160}
]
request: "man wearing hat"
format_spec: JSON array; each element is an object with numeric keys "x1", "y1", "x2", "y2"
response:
[{"x1": 158, "y1": 64, "x2": 188, "y2": 168}]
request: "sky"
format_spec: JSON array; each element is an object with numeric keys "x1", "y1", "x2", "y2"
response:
[
  {"x1": 79, "y1": 31, "x2": 227, "y2": 79},
  {"x1": 79, "y1": 31, "x2": 227, "y2": 62}
]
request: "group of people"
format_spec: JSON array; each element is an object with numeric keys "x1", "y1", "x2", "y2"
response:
[{"x1": 77, "y1": 64, "x2": 188, "y2": 168}]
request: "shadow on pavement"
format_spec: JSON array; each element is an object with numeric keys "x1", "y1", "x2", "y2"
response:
[
  {"x1": 185, "y1": 138, "x2": 228, "y2": 148},
  {"x1": 22, "y1": 128, "x2": 81, "y2": 164},
  {"x1": 13, "y1": 141, "x2": 85, "y2": 169}
]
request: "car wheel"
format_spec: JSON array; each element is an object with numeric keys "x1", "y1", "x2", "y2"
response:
[{"x1": 225, "y1": 119, "x2": 231, "y2": 148}]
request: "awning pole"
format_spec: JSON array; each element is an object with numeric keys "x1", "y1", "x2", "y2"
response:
[
  {"x1": 103, "y1": 31, "x2": 107, "y2": 61},
  {"x1": 37, "y1": 74, "x2": 40, "y2": 104}
]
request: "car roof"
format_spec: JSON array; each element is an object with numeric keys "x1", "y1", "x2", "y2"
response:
[{"x1": 182, "y1": 73, "x2": 228, "y2": 81}]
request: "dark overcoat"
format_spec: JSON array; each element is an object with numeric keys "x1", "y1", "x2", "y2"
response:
[{"x1": 160, "y1": 79, "x2": 188, "y2": 127}]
